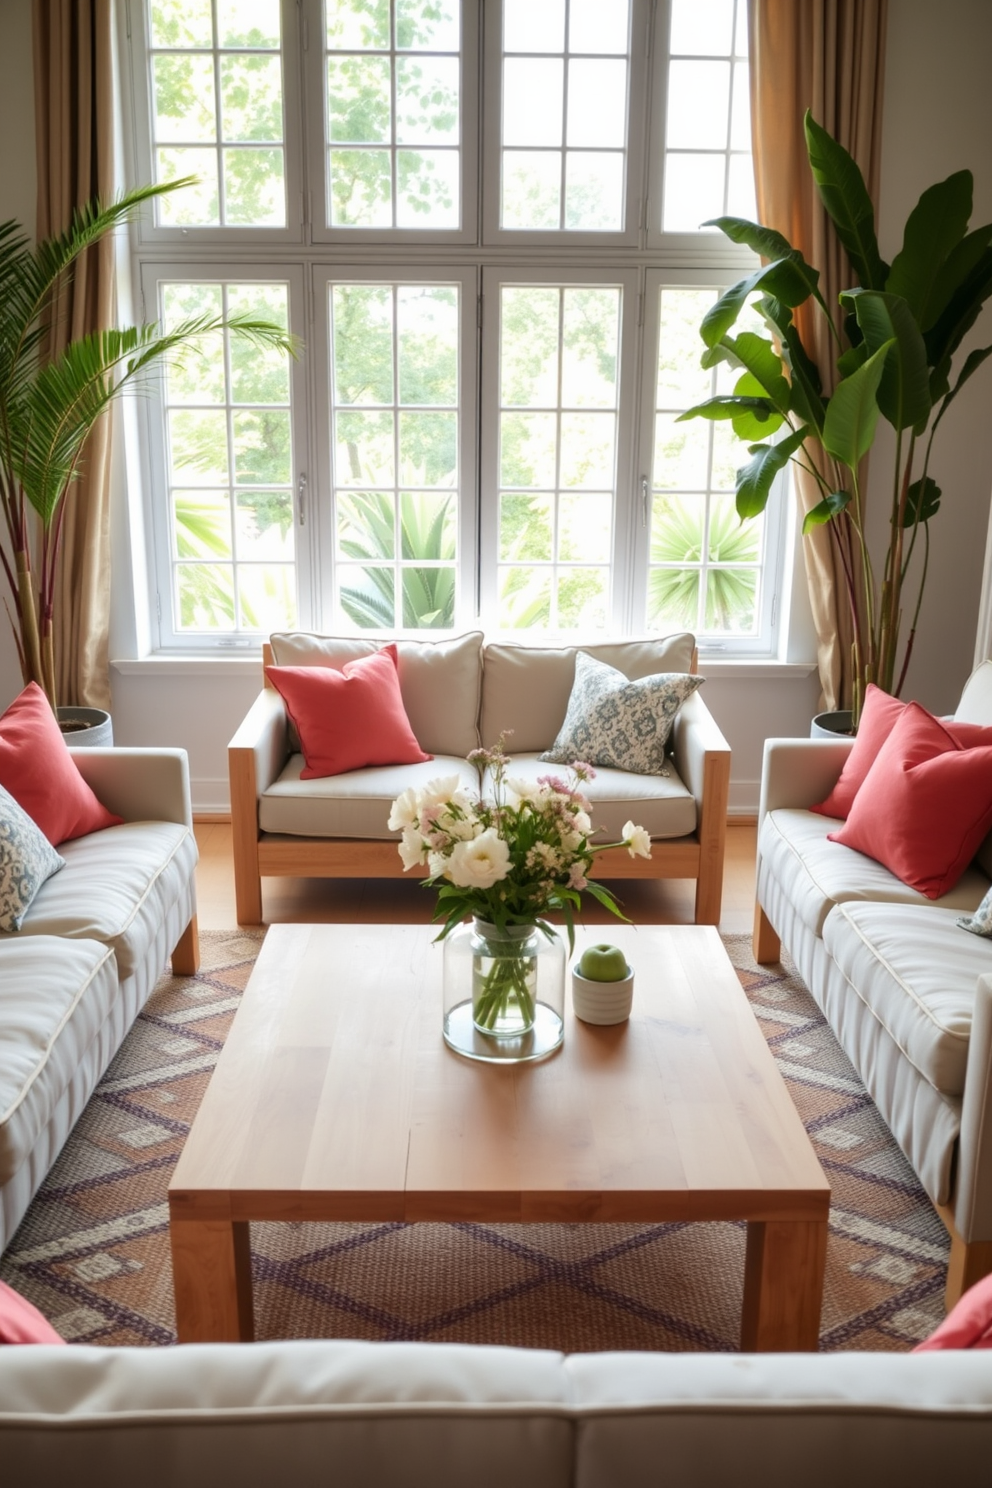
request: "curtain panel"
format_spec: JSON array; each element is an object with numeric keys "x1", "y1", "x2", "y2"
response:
[
  {"x1": 749, "y1": 0, "x2": 888, "y2": 711},
  {"x1": 33, "y1": 0, "x2": 115, "y2": 710}
]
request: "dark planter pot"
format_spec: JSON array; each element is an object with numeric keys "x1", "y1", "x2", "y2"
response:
[
  {"x1": 57, "y1": 706, "x2": 113, "y2": 748},
  {"x1": 810, "y1": 709, "x2": 855, "y2": 739}
]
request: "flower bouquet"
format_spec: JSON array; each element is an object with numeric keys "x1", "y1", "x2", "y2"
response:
[{"x1": 389, "y1": 740, "x2": 651, "y2": 1042}]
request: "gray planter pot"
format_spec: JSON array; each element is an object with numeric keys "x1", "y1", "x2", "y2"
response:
[
  {"x1": 57, "y1": 706, "x2": 113, "y2": 748},
  {"x1": 810, "y1": 709, "x2": 855, "y2": 739}
]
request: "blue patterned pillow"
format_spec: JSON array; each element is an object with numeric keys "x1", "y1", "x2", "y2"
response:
[
  {"x1": 540, "y1": 651, "x2": 703, "y2": 775},
  {"x1": 958, "y1": 885, "x2": 992, "y2": 938},
  {"x1": 0, "y1": 783, "x2": 64, "y2": 931}
]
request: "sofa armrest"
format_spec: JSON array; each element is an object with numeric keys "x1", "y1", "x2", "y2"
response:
[
  {"x1": 757, "y1": 737, "x2": 856, "y2": 828},
  {"x1": 954, "y1": 973, "x2": 992, "y2": 1243},
  {"x1": 228, "y1": 686, "x2": 289, "y2": 796},
  {"x1": 69, "y1": 747, "x2": 192, "y2": 829},
  {"x1": 670, "y1": 690, "x2": 731, "y2": 807}
]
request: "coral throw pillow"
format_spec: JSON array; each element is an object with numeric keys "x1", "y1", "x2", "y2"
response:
[
  {"x1": 828, "y1": 702, "x2": 992, "y2": 898},
  {"x1": 0, "y1": 1279, "x2": 65, "y2": 1344},
  {"x1": 811, "y1": 684, "x2": 992, "y2": 820},
  {"x1": 914, "y1": 1273, "x2": 992, "y2": 1351},
  {"x1": 266, "y1": 645, "x2": 432, "y2": 779},
  {"x1": 0, "y1": 684, "x2": 121, "y2": 845}
]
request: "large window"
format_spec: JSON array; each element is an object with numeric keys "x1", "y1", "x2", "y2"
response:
[{"x1": 128, "y1": 0, "x2": 778, "y2": 656}]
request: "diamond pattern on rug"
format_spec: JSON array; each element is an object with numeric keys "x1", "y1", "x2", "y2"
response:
[{"x1": 0, "y1": 928, "x2": 949, "y2": 1352}]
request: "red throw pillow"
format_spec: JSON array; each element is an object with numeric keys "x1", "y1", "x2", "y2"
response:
[
  {"x1": 0, "y1": 684, "x2": 121, "y2": 845},
  {"x1": 0, "y1": 1279, "x2": 65, "y2": 1344},
  {"x1": 266, "y1": 644, "x2": 432, "y2": 779},
  {"x1": 914, "y1": 1273, "x2": 992, "y2": 1351},
  {"x1": 812, "y1": 684, "x2": 992, "y2": 819},
  {"x1": 828, "y1": 702, "x2": 992, "y2": 898}
]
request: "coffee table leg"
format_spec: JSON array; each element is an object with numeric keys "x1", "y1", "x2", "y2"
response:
[
  {"x1": 741, "y1": 1219, "x2": 828, "y2": 1351},
  {"x1": 171, "y1": 1217, "x2": 255, "y2": 1343}
]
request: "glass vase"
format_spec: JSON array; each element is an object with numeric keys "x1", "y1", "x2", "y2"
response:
[{"x1": 442, "y1": 918, "x2": 565, "y2": 1064}]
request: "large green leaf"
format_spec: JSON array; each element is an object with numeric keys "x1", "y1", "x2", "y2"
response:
[
  {"x1": 732, "y1": 373, "x2": 785, "y2": 439},
  {"x1": 676, "y1": 394, "x2": 778, "y2": 423},
  {"x1": 735, "y1": 426, "x2": 808, "y2": 519},
  {"x1": 930, "y1": 344, "x2": 992, "y2": 439},
  {"x1": 842, "y1": 289, "x2": 931, "y2": 433},
  {"x1": 723, "y1": 331, "x2": 791, "y2": 407},
  {"x1": 821, "y1": 339, "x2": 893, "y2": 469},
  {"x1": 756, "y1": 296, "x2": 826, "y2": 430},
  {"x1": 923, "y1": 223, "x2": 992, "y2": 331},
  {"x1": 804, "y1": 112, "x2": 888, "y2": 289},
  {"x1": 802, "y1": 490, "x2": 852, "y2": 535},
  {"x1": 924, "y1": 248, "x2": 992, "y2": 379},
  {"x1": 701, "y1": 258, "x2": 820, "y2": 348},
  {"x1": 704, "y1": 217, "x2": 826, "y2": 310},
  {"x1": 885, "y1": 172, "x2": 973, "y2": 318}
]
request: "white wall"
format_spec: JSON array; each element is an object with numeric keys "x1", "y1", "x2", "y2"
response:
[{"x1": 2, "y1": 0, "x2": 989, "y2": 812}]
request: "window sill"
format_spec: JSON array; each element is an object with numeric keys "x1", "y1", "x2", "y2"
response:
[{"x1": 112, "y1": 652, "x2": 817, "y2": 681}]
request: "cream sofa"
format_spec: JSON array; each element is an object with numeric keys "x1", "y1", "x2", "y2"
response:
[
  {"x1": 229, "y1": 630, "x2": 731, "y2": 927},
  {"x1": 2, "y1": 1340, "x2": 992, "y2": 1484},
  {"x1": 0, "y1": 748, "x2": 200, "y2": 1254},
  {"x1": 753, "y1": 661, "x2": 992, "y2": 1306}
]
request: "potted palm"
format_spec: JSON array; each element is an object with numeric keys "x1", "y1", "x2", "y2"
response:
[
  {"x1": 0, "y1": 181, "x2": 298, "y2": 728},
  {"x1": 678, "y1": 112, "x2": 992, "y2": 728}
]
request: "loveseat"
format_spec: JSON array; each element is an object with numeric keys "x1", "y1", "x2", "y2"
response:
[
  {"x1": 0, "y1": 747, "x2": 200, "y2": 1254},
  {"x1": 229, "y1": 630, "x2": 731, "y2": 927},
  {"x1": 1, "y1": 1340, "x2": 992, "y2": 1484},
  {"x1": 753, "y1": 661, "x2": 992, "y2": 1306}
]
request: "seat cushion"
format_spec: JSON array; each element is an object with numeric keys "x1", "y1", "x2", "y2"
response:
[
  {"x1": 759, "y1": 808, "x2": 989, "y2": 939},
  {"x1": 823, "y1": 902, "x2": 992, "y2": 1097},
  {"x1": 0, "y1": 936, "x2": 116, "y2": 1186},
  {"x1": 480, "y1": 634, "x2": 696, "y2": 754},
  {"x1": 268, "y1": 631, "x2": 483, "y2": 758},
  {"x1": 485, "y1": 754, "x2": 697, "y2": 842},
  {"x1": 260, "y1": 757, "x2": 480, "y2": 839},
  {"x1": 8, "y1": 822, "x2": 198, "y2": 980}
]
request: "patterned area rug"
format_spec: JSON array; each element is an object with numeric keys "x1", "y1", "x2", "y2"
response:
[{"x1": 1, "y1": 929, "x2": 949, "y2": 1352}]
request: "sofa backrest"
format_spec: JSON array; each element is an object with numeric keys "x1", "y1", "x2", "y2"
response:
[
  {"x1": 478, "y1": 634, "x2": 697, "y2": 753},
  {"x1": 268, "y1": 631, "x2": 483, "y2": 757}
]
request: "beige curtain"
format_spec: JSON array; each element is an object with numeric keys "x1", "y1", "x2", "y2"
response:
[
  {"x1": 749, "y1": 0, "x2": 888, "y2": 711},
  {"x1": 33, "y1": 0, "x2": 115, "y2": 711}
]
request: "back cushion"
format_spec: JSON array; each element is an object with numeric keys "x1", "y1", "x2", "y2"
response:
[
  {"x1": 480, "y1": 634, "x2": 697, "y2": 753},
  {"x1": 268, "y1": 632, "x2": 483, "y2": 757}
]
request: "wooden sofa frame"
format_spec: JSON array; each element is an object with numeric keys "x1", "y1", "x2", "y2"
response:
[{"x1": 229, "y1": 645, "x2": 731, "y2": 927}]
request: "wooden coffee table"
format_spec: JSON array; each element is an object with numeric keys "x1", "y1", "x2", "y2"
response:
[{"x1": 169, "y1": 923, "x2": 829, "y2": 1349}]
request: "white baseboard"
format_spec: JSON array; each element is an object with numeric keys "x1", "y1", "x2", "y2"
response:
[
  {"x1": 192, "y1": 777, "x2": 231, "y2": 815},
  {"x1": 728, "y1": 780, "x2": 760, "y2": 816}
]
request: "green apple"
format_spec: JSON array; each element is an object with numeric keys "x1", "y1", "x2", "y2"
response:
[{"x1": 577, "y1": 944, "x2": 629, "y2": 982}]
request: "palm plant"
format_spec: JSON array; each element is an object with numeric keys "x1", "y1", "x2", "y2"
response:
[
  {"x1": 679, "y1": 113, "x2": 992, "y2": 722},
  {"x1": 649, "y1": 497, "x2": 759, "y2": 632},
  {"x1": 338, "y1": 490, "x2": 455, "y2": 628},
  {"x1": 0, "y1": 181, "x2": 298, "y2": 711}
]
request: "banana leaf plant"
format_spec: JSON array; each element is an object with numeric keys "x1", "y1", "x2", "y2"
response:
[
  {"x1": 678, "y1": 111, "x2": 992, "y2": 723},
  {"x1": 0, "y1": 181, "x2": 299, "y2": 713}
]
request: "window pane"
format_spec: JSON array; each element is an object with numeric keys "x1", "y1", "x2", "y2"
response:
[
  {"x1": 161, "y1": 279, "x2": 295, "y2": 634},
  {"x1": 330, "y1": 281, "x2": 461, "y2": 628},
  {"x1": 496, "y1": 283, "x2": 620, "y2": 631},
  {"x1": 148, "y1": 8, "x2": 286, "y2": 228},
  {"x1": 501, "y1": 1, "x2": 630, "y2": 233},
  {"x1": 648, "y1": 284, "x2": 762, "y2": 638},
  {"x1": 661, "y1": 0, "x2": 750, "y2": 234},
  {"x1": 325, "y1": 1, "x2": 462, "y2": 230}
]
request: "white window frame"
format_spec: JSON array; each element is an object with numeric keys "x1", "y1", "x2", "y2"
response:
[
  {"x1": 633, "y1": 267, "x2": 784, "y2": 657},
  {"x1": 310, "y1": 263, "x2": 480, "y2": 634},
  {"x1": 126, "y1": 0, "x2": 308, "y2": 246},
  {"x1": 481, "y1": 0, "x2": 650, "y2": 248},
  {"x1": 478, "y1": 265, "x2": 640, "y2": 637},
  {"x1": 305, "y1": 0, "x2": 481, "y2": 245},
  {"x1": 137, "y1": 260, "x2": 313, "y2": 650}
]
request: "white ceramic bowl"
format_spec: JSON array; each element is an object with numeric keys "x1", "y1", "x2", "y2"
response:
[{"x1": 571, "y1": 966, "x2": 634, "y2": 1025}]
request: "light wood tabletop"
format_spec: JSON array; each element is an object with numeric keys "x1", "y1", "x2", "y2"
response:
[{"x1": 169, "y1": 922, "x2": 830, "y2": 1350}]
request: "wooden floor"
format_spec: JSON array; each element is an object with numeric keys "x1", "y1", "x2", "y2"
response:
[{"x1": 192, "y1": 820, "x2": 759, "y2": 934}]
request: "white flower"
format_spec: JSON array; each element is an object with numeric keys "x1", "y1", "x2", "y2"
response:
[
  {"x1": 388, "y1": 786, "x2": 422, "y2": 832},
  {"x1": 447, "y1": 828, "x2": 511, "y2": 889},
  {"x1": 568, "y1": 861, "x2": 588, "y2": 891},
  {"x1": 441, "y1": 808, "x2": 483, "y2": 842},
  {"x1": 506, "y1": 777, "x2": 543, "y2": 806},
  {"x1": 398, "y1": 825, "x2": 428, "y2": 871},
  {"x1": 419, "y1": 775, "x2": 470, "y2": 813},
  {"x1": 427, "y1": 849, "x2": 449, "y2": 879},
  {"x1": 571, "y1": 809, "x2": 592, "y2": 836},
  {"x1": 623, "y1": 821, "x2": 652, "y2": 859}
]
